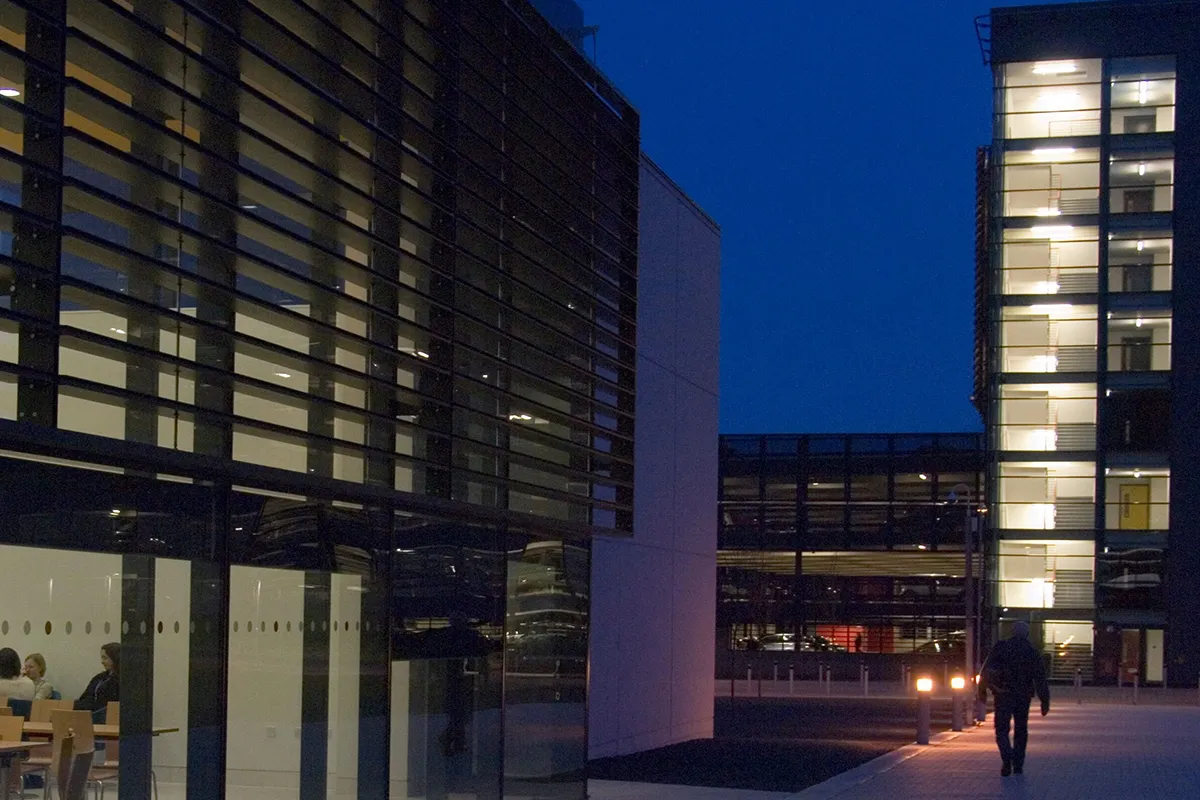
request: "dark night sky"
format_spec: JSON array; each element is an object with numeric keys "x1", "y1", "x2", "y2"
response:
[{"x1": 576, "y1": 1, "x2": 1062, "y2": 435}]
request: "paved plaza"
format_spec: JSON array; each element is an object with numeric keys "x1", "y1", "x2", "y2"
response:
[{"x1": 590, "y1": 702, "x2": 1200, "y2": 799}]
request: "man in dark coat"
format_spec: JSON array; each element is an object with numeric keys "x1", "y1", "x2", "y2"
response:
[{"x1": 977, "y1": 620, "x2": 1051, "y2": 776}]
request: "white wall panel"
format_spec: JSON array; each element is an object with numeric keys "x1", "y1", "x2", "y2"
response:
[{"x1": 588, "y1": 156, "x2": 720, "y2": 758}]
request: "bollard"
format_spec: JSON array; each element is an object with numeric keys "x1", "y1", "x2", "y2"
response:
[
  {"x1": 747, "y1": 665, "x2": 752, "y2": 690},
  {"x1": 1075, "y1": 667, "x2": 1082, "y2": 705},
  {"x1": 951, "y1": 676, "x2": 965, "y2": 731},
  {"x1": 863, "y1": 666, "x2": 870, "y2": 698},
  {"x1": 916, "y1": 678, "x2": 933, "y2": 744},
  {"x1": 731, "y1": 670, "x2": 735, "y2": 698},
  {"x1": 774, "y1": 662, "x2": 779, "y2": 684},
  {"x1": 1133, "y1": 673, "x2": 1139, "y2": 705},
  {"x1": 788, "y1": 666, "x2": 795, "y2": 696},
  {"x1": 757, "y1": 667, "x2": 763, "y2": 698},
  {"x1": 825, "y1": 664, "x2": 832, "y2": 696}
]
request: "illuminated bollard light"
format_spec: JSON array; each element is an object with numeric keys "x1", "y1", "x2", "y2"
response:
[
  {"x1": 916, "y1": 677, "x2": 933, "y2": 744},
  {"x1": 951, "y1": 675, "x2": 966, "y2": 731}
]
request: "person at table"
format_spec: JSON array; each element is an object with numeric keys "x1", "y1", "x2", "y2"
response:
[
  {"x1": 22, "y1": 652, "x2": 54, "y2": 700},
  {"x1": 0, "y1": 647, "x2": 35, "y2": 700},
  {"x1": 76, "y1": 642, "x2": 119, "y2": 712}
]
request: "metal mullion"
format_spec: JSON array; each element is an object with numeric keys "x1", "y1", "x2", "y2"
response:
[
  {"x1": 52, "y1": 316, "x2": 385, "y2": 438},
  {"x1": 60, "y1": 86, "x2": 448, "y2": 328},
  {"x1": 67, "y1": 23, "x2": 441, "y2": 226},
  {"x1": 457, "y1": 419, "x2": 634, "y2": 492},
  {"x1": 453, "y1": 277, "x2": 634, "y2": 389},
  {"x1": 47, "y1": 351, "x2": 425, "y2": 470},
  {"x1": 456, "y1": 187, "x2": 638, "y2": 310},
  {"x1": 64, "y1": 84, "x2": 386, "y2": 259},
  {"x1": 453, "y1": 332, "x2": 632, "y2": 424},
  {"x1": 476, "y1": 6, "x2": 639, "y2": 166},
  {"x1": 450, "y1": 31, "x2": 638, "y2": 241},
  {"x1": 59, "y1": 46, "x2": 392, "y2": 219},
  {"x1": 248, "y1": 0, "x2": 382, "y2": 92},
  {"x1": 451, "y1": 457, "x2": 625, "y2": 516},
  {"x1": 53, "y1": 272, "x2": 438, "y2": 436},
  {"x1": 454, "y1": 377, "x2": 633, "y2": 451},
  {"x1": 59, "y1": 178, "x2": 451, "y2": 372},
  {"x1": 452, "y1": 211, "x2": 638, "y2": 348},
  {"x1": 454, "y1": 400, "x2": 634, "y2": 471},
  {"x1": 456, "y1": 55, "x2": 626, "y2": 223}
]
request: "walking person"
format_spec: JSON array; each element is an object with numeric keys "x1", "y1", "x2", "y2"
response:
[{"x1": 977, "y1": 620, "x2": 1050, "y2": 776}]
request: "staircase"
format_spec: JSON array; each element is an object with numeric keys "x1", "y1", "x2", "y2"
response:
[
  {"x1": 1052, "y1": 568, "x2": 1095, "y2": 608},
  {"x1": 1050, "y1": 643, "x2": 1094, "y2": 682},
  {"x1": 1054, "y1": 499, "x2": 1094, "y2": 530},
  {"x1": 1054, "y1": 422, "x2": 1096, "y2": 450}
]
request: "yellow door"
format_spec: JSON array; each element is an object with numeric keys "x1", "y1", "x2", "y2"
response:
[{"x1": 1120, "y1": 484, "x2": 1150, "y2": 530}]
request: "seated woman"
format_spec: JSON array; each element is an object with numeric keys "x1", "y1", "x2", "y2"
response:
[
  {"x1": 76, "y1": 642, "x2": 119, "y2": 712},
  {"x1": 22, "y1": 653, "x2": 54, "y2": 700},
  {"x1": 0, "y1": 647, "x2": 35, "y2": 700}
]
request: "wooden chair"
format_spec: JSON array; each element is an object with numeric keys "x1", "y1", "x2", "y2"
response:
[
  {"x1": 90, "y1": 702, "x2": 157, "y2": 800},
  {"x1": 31, "y1": 699, "x2": 74, "y2": 723},
  {"x1": 22, "y1": 699, "x2": 75, "y2": 788},
  {"x1": 0, "y1": 716, "x2": 25, "y2": 796},
  {"x1": 0, "y1": 714, "x2": 22, "y2": 740},
  {"x1": 56, "y1": 734, "x2": 92, "y2": 800},
  {"x1": 38, "y1": 710, "x2": 93, "y2": 800}
]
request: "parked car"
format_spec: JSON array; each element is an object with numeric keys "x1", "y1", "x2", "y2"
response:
[{"x1": 915, "y1": 637, "x2": 965, "y2": 656}]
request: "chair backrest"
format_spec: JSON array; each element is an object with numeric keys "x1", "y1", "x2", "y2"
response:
[
  {"x1": 61, "y1": 743, "x2": 93, "y2": 800},
  {"x1": 50, "y1": 709, "x2": 95, "y2": 771},
  {"x1": 105, "y1": 701, "x2": 119, "y2": 727},
  {"x1": 0, "y1": 714, "x2": 23, "y2": 741},
  {"x1": 7, "y1": 698, "x2": 31, "y2": 720},
  {"x1": 31, "y1": 698, "x2": 72, "y2": 723},
  {"x1": 0, "y1": 706, "x2": 11, "y2": 716},
  {"x1": 54, "y1": 733, "x2": 74, "y2": 800}
]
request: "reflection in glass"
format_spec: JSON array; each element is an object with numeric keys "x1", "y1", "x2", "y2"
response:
[{"x1": 504, "y1": 539, "x2": 589, "y2": 800}]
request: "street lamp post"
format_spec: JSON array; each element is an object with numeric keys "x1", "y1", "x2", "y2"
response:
[{"x1": 951, "y1": 483, "x2": 977, "y2": 719}]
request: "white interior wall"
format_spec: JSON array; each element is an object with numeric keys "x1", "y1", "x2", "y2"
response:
[
  {"x1": 0, "y1": 544, "x2": 122, "y2": 702},
  {"x1": 225, "y1": 564, "x2": 304, "y2": 793}
]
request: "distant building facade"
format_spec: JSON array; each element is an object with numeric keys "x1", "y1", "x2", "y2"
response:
[
  {"x1": 977, "y1": 0, "x2": 1200, "y2": 687},
  {"x1": 718, "y1": 433, "x2": 984, "y2": 657}
]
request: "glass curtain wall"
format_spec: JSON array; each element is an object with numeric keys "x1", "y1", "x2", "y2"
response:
[
  {"x1": 716, "y1": 434, "x2": 984, "y2": 655},
  {"x1": 0, "y1": 0, "x2": 638, "y2": 535},
  {"x1": 990, "y1": 55, "x2": 1176, "y2": 682}
]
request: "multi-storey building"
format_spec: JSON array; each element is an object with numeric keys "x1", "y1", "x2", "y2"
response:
[
  {"x1": 977, "y1": 0, "x2": 1200, "y2": 687},
  {"x1": 718, "y1": 433, "x2": 984, "y2": 658},
  {"x1": 0, "y1": 1, "x2": 655, "y2": 797}
]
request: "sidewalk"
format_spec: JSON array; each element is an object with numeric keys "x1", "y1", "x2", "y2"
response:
[{"x1": 591, "y1": 703, "x2": 1200, "y2": 799}]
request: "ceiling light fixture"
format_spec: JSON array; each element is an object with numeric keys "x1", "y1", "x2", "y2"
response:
[
  {"x1": 1031, "y1": 225, "x2": 1074, "y2": 238},
  {"x1": 1137, "y1": 240, "x2": 1145, "y2": 251},
  {"x1": 1138, "y1": 163, "x2": 1147, "y2": 176},
  {"x1": 919, "y1": 474, "x2": 929, "y2": 481},
  {"x1": 275, "y1": 372, "x2": 292, "y2": 378},
  {"x1": 415, "y1": 350, "x2": 430, "y2": 359},
  {"x1": 0, "y1": 88, "x2": 20, "y2": 98},
  {"x1": 110, "y1": 327, "x2": 126, "y2": 335},
  {"x1": 1035, "y1": 208, "x2": 1062, "y2": 217},
  {"x1": 1138, "y1": 80, "x2": 1149, "y2": 104},
  {"x1": 1135, "y1": 317, "x2": 1144, "y2": 327},
  {"x1": 1032, "y1": 62, "x2": 1077, "y2": 75},
  {"x1": 917, "y1": 544, "x2": 928, "y2": 550},
  {"x1": 1032, "y1": 147, "x2": 1076, "y2": 159}
]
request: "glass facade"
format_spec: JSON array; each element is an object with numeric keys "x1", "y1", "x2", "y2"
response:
[
  {"x1": 717, "y1": 433, "x2": 984, "y2": 656},
  {"x1": 985, "y1": 52, "x2": 1175, "y2": 684},
  {"x1": 0, "y1": 0, "x2": 638, "y2": 797}
]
